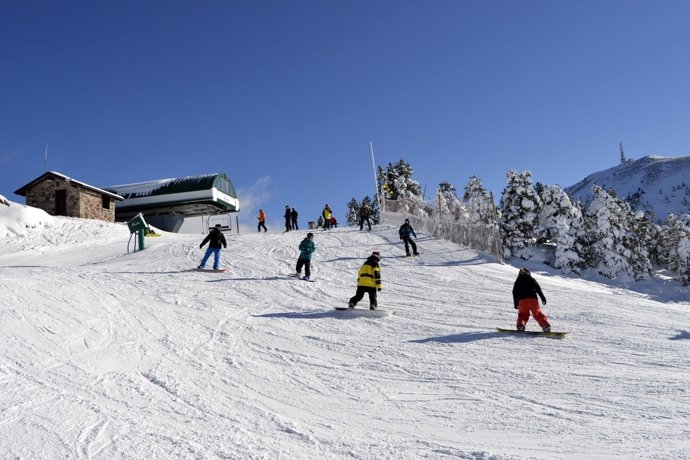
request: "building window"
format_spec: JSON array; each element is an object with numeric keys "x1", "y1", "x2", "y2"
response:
[{"x1": 102, "y1": 195, "x2": 111, "y2": 209}]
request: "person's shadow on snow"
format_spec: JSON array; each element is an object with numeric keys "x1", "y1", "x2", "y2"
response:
[
  {"x1": 253, "y1": 311, "x2": 340, "y2": 320},
  {"x1": 410, "y1": 332, "x2": 499, "y2": 344},
  {"x1": 670, "y1": 330, "x2": 690, "y2": 340}
]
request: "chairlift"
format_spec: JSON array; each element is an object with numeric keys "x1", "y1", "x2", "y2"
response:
[{"x1": 208, "y1": 214, "x2": 232, "y2": 232}]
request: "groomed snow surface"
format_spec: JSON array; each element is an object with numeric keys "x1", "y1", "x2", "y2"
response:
[{"x1": 1, "y1": 202, "x2": 689, "y2": 459}]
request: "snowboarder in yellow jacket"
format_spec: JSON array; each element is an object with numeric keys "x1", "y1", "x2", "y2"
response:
[{"x1": 348, "y1": 251, "x2": 382, "y2": 310}]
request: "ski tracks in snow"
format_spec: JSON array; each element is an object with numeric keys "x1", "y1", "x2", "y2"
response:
[{"x1": 2, "y1": 220, "x2": 690, "y2": 458}]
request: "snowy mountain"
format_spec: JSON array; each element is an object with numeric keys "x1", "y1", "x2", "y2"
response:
[
  {"x1": 565, "y1": 155, "x2": 690, "y2": 222},
  {"x1": 1, "y1": 197, "x2": 690, "y2": 459}
]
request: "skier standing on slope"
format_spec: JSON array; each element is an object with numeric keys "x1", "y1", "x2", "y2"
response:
[
  {"x1": 348, "y1": 251, "x2": 382, "y2": 310},
  {"x1": 198, "y1": 224, "x2": 227, "y2": 270},
  {"x1": 398, "y1": 218, "x2": 419, "y2": 256},
  {"x1": 284, "y1": 205, "x2": 292, "y2": 232},
  {"x1": 359, "y1": 203, "x2": 372, "y2": 231},
  {"x1": 512, "y1": 267, "x2": 551, "y2": 332},
  {"x1": 322, "y1": 204, "x2": 332, "y2": 230},
  {"x1": 257, "y1": 209, "x2": 268, "y2": 232},
  {"x1": 291, "y1": 207, "x2": 299, "y2": 230},
  {"x1": 296, "y1": 232, "x2": 316, "y2": 280}
]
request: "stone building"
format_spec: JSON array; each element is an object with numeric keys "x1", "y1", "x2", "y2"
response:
[{"x1": 14, "y1": 171, "x2": 124, "y2": 223}]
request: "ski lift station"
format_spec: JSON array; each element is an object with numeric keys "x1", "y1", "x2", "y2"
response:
[{"x1": 106, "y1": 173, "x2": 239, "y2": 233}]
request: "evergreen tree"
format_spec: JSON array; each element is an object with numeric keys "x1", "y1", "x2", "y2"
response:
[
  {"x1": 585, "y1": 185, "x2": 652, "y2": 280},
  {"x1": 657, "y1": 214, "x2": 690, "y2": 285},
  {"x1": 499, "y1": 170, "x2": 542, "y2": 260},
  {"x1": 377, "y1": 159, "x2": 428, "y2": 216},
  {"x1": 463, "y1": 175, "x2": 495, "y2": 224},
  {"x1": 436, "y1": 180, "x2": 466, "y2": 221},
  {"x1": 535, "y1": 185, "x2": 585, "y2": 272},
  {"x1": 346, "y1": 198, "x2": 360, "y2": 226},
  {"x1": 377, "y1": 159, "x2": 422, "y2": 200},
  {"x1": 534, "y1": 181, "x2": 545, "y2": 199}
]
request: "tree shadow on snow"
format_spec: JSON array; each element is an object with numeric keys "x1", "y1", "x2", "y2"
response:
[
  {"x1": 113, "y1": 270, "x2": 195, "y2": 275},
  {"x1": 410, "y1": 331, "x2": 500, "y2": 344},
  {"x1": 420, "y1": 255, "x2": 493, "y2": 268},
  {"x1": 205, "y1": 276, "x2": 291, "y2": 283},
  {"x1": 253, "y1": 310, "x2": 342, "y2": 320},
  {"x1": 670, "y1": 330, "x2": 690, "y2": 340},
  {"x1": 322, "y1": 256, "x2": 365, "y2": 263}
]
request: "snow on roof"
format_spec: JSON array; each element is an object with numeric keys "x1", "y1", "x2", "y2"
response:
[
  {"x1": 106, "y1": 174, "x2": 224, "y2": 199},
  {"x1": 14, "y1": 171, "x2": 124, "y2": 200}
]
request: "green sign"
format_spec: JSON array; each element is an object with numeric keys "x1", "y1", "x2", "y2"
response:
[{"x1": 127, "y1": 213, "x2": 147, "y2": 234}]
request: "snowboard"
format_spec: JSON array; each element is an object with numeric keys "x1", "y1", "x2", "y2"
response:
[
  {"x1": 195, "y1": 267, "x2": 227, "y2": 272},
  {"x1": 334, "y1": 307, "x2": 393, "y2": 318},
  {"x1": 496, "y1": 327, "x2": 569, "y2": 337},
  {"x1": 289, "y1": 273, "x2": 316, "y2": 282}
]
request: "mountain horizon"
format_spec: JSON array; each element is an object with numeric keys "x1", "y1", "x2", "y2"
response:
[{"x1": 564, "y1": 155, "x2": 690, "y2": 222}]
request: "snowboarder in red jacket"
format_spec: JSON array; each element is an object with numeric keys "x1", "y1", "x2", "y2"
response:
[{"x1": 512, "y1": 267, "x2": 551, "y2": 332}]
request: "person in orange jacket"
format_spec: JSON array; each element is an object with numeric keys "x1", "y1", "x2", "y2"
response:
[
  {"x1": 257, "y1": 209, "x2": 267, "y2": 232},
  {"x1": 512, "y1": 267, "x2": 551, "y2": 332}
]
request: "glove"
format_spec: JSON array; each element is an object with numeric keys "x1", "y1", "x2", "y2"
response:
[
  {"x1": 542, "y1": 299, "x2": 547, "y2": 305},
  {"x1": 199, "y1": 245, "x2": 203, "y2": 249},
  {"x1": 378, "y1": 288, "x2": 382, "y2": 292},
  {"x1": 514, "y1": 305, "x2": 518, "y2": 310}
]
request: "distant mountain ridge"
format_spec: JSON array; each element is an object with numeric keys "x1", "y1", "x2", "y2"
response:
[{"x1": 565, "y1": 155, "x2": 690, "y2": 222}]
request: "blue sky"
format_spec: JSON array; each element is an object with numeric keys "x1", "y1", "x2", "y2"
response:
[{"x1": 2, "y1": 0, "x2": 690, "y2": 230}]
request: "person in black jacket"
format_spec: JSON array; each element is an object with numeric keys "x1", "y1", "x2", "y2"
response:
[
  {"x1": 284, "y1": 205, "x2": 292, "y2": 232},
  {"x1": 398, "y1": 219, "x2": 418, "y2": 256},
  {"x1": 291, "y1": 207, "x2": 299, "y2": 230},
  {"x1": 198, "y1": 224, "x2": 228, "y2": 270},
  {"x1": 359, "y1": 204, "x2": 372, "y2": 231},
  {"x1": 512, "y1": 267, "x2": 550, "y2": 332}
]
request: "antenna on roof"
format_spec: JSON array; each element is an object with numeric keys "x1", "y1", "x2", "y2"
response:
[
  {"x1": 619, "y1": 141, "x2": 626, "y2": 164},
  {"x1": 44, "y1": 144, "x2": 48, "y2": 171}
]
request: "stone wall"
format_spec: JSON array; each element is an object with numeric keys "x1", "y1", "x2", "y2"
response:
[
  {"x1": 80, "y1": 188, "x2": 116, "y2": 222},
  {"x1": 25, "y1": 177, "x2": 116, "y2": 223}
]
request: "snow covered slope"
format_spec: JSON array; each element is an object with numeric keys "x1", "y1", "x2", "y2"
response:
[
  {"x1": 1, "y1": 200, "x2": 689, "y2": 459},
  {"x1": 565, "y1": 155, "x2": 690, "y2": 221}
]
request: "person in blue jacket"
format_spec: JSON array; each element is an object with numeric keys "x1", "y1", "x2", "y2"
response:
[
  {"x1": 296, "y1": 232, "x2": 316, "y2": 280},
  {"x1": 398, "y1": 218, "x2": 419, "y2": 256}
]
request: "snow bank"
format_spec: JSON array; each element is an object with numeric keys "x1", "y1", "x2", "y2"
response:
[{"x1": 0, "y1": 197, "x2": 53, "y2": 238}]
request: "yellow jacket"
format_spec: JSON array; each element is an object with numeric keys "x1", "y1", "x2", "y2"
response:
[{"x1": 357, "y1": 260, "x2": 381, "y2": 289}]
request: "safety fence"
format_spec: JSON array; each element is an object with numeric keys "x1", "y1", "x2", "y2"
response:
[{"x1": 379, "y1": 199, "x2": 503, "y2": 262}]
